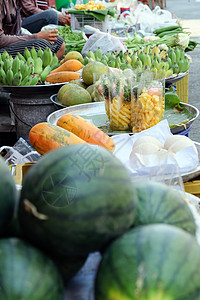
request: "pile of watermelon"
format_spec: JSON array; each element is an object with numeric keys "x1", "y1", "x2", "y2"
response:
[{"x1": 1, "y1": 143, "x2": 200, "y2": 299}]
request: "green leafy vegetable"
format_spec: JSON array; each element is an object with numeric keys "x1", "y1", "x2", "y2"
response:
[{"x1": 57, "y1": 25, "x2": 86, "y2": 54}]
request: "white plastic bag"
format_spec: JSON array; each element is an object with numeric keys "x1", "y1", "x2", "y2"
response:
[{"x1": 81, "y1": 26, "x2": 127, "y2": 56}]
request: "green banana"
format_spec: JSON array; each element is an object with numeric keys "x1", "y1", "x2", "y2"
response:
[
  {"x1": 50, "y1": 54, "x2": 58, "y2": 67},
  {"x1": 30, "y1": 47, "x2": 37, "y2": 60},
  {"x1": 163, "y1": 60, "x2": 170, "y2": 71},
  {"x1": 83, "y1": 56, "x2": 89, "y2": 65},
  {"x1": 9, "y1": 55, "x2": 14, "y2": 63},
  {"x1": 12, "y1": 71, "x2": 22, "y2": 86},
  {"x1": 0, "y1": 67, "x2": 7, "y2": 85},
  {"x1": 20, "y1": 62, "x2": 29, "y2": 79},
  {"x1": 24, "y1": 48, "x2": 31, "y2": 60},
  {"x1": 135, "y1": 58, "x2": 143, "y2": 70},
  {"x1": 17, "y1": 52, "x2": 26, "y2": 62},
  {"x1": 1, "y1": 51, "x2": 9, "y2": 62},
  {"x1": 115, "y1": 56, "x2": 121, "y2": 68},
  {"x1": 172, "y1": 62, "x2": 179, "y2": 74},
  {"x1": 3, "y1": 59, "x2": 12, "y2": 73},
  {"x1": 182, "y1": 56, "x2": 190, "y2": 73},
  {"x1": 0, "y1": 60, "x2": 4, "y2": 69},
  {"x1": 138, "y1": 51, "x2": 144, "y2": 64},
  {"x1": 30, "y1": 75, "x2": 40, "y2": 86},
  {"x1": 101, "y1": 59, "x2": 107, "y2": 66},
  {"x1": 27, "y1": 57, "x2": 34, "y2": 66},
  {"x1": 143, "y1": 54, "x2": 151, "y2": 68},
  {"x1": 29, "y1": 62, "x2": 35, "y2": 75},
  {"x1": 34, "y1": 57, "x2": 43, "y2": 75},
  {"x1": 179, "y1": 48, "x2": 185, "y2": 60},
  {"x1": 165, "y1": 68, "x2": 174, "y2": 78},
  {"x1": 42, "y1": 47, "x2": 52, "y2": 68},
  {"x1": 40, "y1": 65, "x2": 52, "y2": 82},
  {"x1": 131, "y1": 54, "x2": 138, "y2": 67},
  {"x1": 102, "y1": 54, "x2": 109, "y2": 63},
  {"x1": 174, "y1": 46, "x2": 181, "y2": 62},
  {"x1": 37, "y1": 47, "x2": 44, "y2": 59},
  {"x1": 108, "y1": 60, "x2": 116, "y2": 68},
  {"x1": 177, "y1": 58, "x2": 184, "y2": 73},
  {"x1": 168, "y1": 48, "x2": 176, "y2": 66},
  {"x1": 94, "y1": 48, "x2": 102, "y2": 60},
  {"x1": 20, "y1": 74, "x2": 33, "y2": 86},
  {"x1": 87, "y1": 50, "x2": 96, "y2": 61},
  {"x1": 166, "y1": 56, "x2": 172, "y2": 68},
  {"x1": 47, "y1": 48, "x2": 53, "y2": 66},
  {"x1": 6, "y1": 68, "x2": 14, "y2": 85},
  {"x1": 12, "y1": 57, "x2": 20, "y2": 75},
  {"x1": 50, "y1": 62, "x2": 59, "y2": 71}
]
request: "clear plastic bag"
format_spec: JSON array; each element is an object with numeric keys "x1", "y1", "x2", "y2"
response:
[
  {"x1": 99, "y1": 68, "x2": 137, "y2": 131},
  {"x1": 131, "y1": 71, "x2": 165, "y2": 133},
  {"x1": 81, "y1": 26, "x2": 127, "y2": 57},
  {"x1": 0, "y1": 138, "x2": 40, "y2": 166}
]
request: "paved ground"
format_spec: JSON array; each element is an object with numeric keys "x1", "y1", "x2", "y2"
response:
[{"x1": 165, "y1": 0, "x2": 200, "y2": 142}]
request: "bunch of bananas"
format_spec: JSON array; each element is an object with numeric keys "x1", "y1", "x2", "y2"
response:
[
  {"x1": 0, "y1": 47, "x2": 59, "y2": 86},
  {"x1": 83, "y1": 45, "x2": 190, "y2": 79}
]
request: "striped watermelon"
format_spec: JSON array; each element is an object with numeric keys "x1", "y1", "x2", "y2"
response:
[
  {"x1": 95, "y1": 224, "x2": 200, "y2": 300},
  {"x1": 18, "y1": 144, "x2": 137, "y2": 256},
  {"x1": 0, "y1": 238, "x2": 64, "y2": 299},
  {"x1": 133, "y1": 181, "x2": 196, "y2": 235}
]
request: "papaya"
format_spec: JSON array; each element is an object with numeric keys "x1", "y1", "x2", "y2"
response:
[
  {"x1": 82, "y1": 61, "x2": 108, "y2": 85},
  {"x1": 62, "y1": 51, "x2": 84, "y2": 64},
  {"x1": 60, "y1": 84, "x2": 92, "y2": 106}
]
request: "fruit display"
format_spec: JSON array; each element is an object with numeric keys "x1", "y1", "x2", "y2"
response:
[
  {"x1": 18, "y1": 144, "x2": 137, "y2": 256},
  {"x1": 57, "y1": 113, "x2": 115, "y2": 151},
  {"x1": 99, "y1": 68, "x2": 165, "y2": 132},
  {"x1": 95, "y1": 224, "x2": 200, "y2": 300},
  {"x1": 57, "y1": 83, "x2": 92, "y2": 106},
  {"x1": 29, "y1": 122, "x2": 86, "y2": 155},
  {"x1": 0, "y1": 47, "x2": 59, "y2": 86},
  {"x1": 83, "y1": 45, "x2": 190, "y2": 78}
]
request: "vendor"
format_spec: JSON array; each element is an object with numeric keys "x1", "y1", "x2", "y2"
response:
[
  {"x1": 0, "y1": 0, "x2": 65, "y2": 59},
  {"x1": 18, "y1": 0, "x2": 71, "y2": 34}
]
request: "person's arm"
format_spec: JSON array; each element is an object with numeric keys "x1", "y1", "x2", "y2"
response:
[{"x1": 18, "y1": 0, "x2": 42, "y2": 17}]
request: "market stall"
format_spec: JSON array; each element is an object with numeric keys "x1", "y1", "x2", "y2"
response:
[{"x1": 1, "y1": 1, "x2": 200, "y2": 299}]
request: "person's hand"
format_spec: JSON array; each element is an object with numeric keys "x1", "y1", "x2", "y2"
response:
[
  {"x1": 37, "y1": 30, "x2": 59, "y2": 44},
  {"x1": 58, "y1": 13, "x2": 71, "y2": 26}
]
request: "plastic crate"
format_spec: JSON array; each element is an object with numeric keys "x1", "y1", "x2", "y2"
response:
[
  {"x1": 175, "y1": 72, "x2": 189, "y2": 104},
  {"x1": 70, "y1": 13, "x2": 109, "y2": 32}
]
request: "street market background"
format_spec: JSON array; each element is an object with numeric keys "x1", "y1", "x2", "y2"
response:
[{"x1": 166, "y1": 0, "x2": 200, "y2": 143}]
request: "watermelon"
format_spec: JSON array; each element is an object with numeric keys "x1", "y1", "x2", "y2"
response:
[
  {"x1": 95, "y1": 224, "x2": 200, "y2": 300},
  {"x1": 0, "y1": 156, "x2": 17, "y2": 234},
  {"x1": 18, "y1": 144, "x2": 137, "y2": 256},
  {"x1": 133, "y1": 181, "x2": 196, "y2": 235},
  {"x1": 0, "y1": 238, "x2": 64, "y2": 299}
]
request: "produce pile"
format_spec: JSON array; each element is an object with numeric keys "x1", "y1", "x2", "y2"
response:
[
  {"x1": 0, "y1": 47, "x2": 59, "y2": 86},
  {"x1": 83, "y1": 45, "x2": 190, "y2": 78},
  {"x1": 1, "y1": 130, "x2": 200, "y2": 298},
  {"x1": 56, "y1": 25, "x2": 87, "y2": 54}
]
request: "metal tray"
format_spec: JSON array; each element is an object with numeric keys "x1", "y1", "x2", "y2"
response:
[
  {"x1": 165, "y1": 71, "x2": 188, "y2": 86},
  {"x1": 0, "y1": 82, "x2": 66, "y2": 95},
  {"x1": 47, "y1": 98, "x2": 199, "y2": 135}
]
